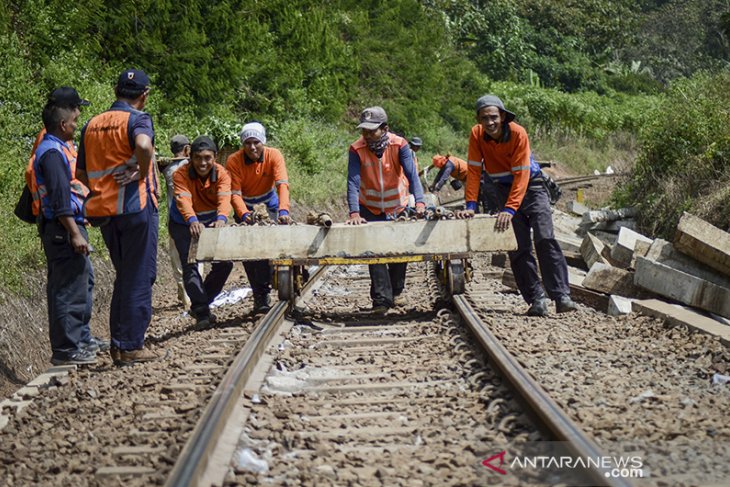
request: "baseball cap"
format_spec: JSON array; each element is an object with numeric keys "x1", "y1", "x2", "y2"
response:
[
  {"x1": 357, "y1": 106, "x2": 388, "y2": 130},
  {"x1": 170, "y1": 134, "x2": 190, "y2": 154},
  {"x1": 117, "y1": 68, "x2": 151, "y2": 92},
  {"x1": 475, "y1": 94, "x2": 516, "y2": 122},
  {"x1": 48, "y1": 87, "x2": 90, "y2": 108},
  {"x1": 191, "y1": 135, "x2": 217, "y2": 153}
]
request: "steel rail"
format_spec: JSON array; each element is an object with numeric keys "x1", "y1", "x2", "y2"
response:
[
  {"x1": 452, "y1": 294, "x2": 633, "y2": 487},
  {"x1": 165, "y1": 266, "x2": 326, "y2": 487}
]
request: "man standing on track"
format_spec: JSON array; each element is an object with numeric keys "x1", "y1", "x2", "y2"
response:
[
  {"x1": 457, "y1": 95, "x2": 577, "y2": 316},
  {"x1": 346, "y1": 106, "x2": 426, "y2": 312},
  {"x1": 170, "y1": 136, "x2": 233, "y2": 327},
  {"x1": 34, "y1": 88, "x2": 98, "y2": 365},
  {"x1": 227, "y1": 121, "x2": 291, "y2": 314},
  {"x1": 77, "y1": 68, "x2": 160, "y2": 366}
]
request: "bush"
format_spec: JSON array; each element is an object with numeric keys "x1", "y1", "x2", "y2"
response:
[{"x1": 616, "y1": 70, "x2": 730, "y2": 237}]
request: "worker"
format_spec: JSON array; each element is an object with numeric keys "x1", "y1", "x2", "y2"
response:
[
  {"x1": 227, "y1": 121, "x2": 291, "y2": 314},
  {"x1": 170, "y1": 135, "x2": 233, "y2": 326},
  {"x1": 408, "y1": 136, "x2": 423, "y2": 173},
  {"x1": 33, "y1": 88, "x2": 97, "y2": 365},
  {"x1": 346, "y1": 106, "x2": 426, "y2": 312},
  {"x1": 159, "y1": 134, "x2": 192, "y2": 309},
  {"x1": 25, "y1": 88, "x2": 86, "y2": 220},
  {"x1": 457, "y1": 95, "x2": 577, "y2": 316},
  {"x1": 76, "y1": 68, "x2": 160, "y2": 366},
  {"x1": 429, "y1": 154, "x2": 468, "y2": 192}
]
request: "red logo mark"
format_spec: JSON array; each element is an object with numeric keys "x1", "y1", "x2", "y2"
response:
[{"x1": 482, "y1": 451, "x2": 507, "y2": 475}]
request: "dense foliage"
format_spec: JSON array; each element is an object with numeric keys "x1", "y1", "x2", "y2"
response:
[{"x1": 616, "y1": 71, "x2": 730, "y2": 238}]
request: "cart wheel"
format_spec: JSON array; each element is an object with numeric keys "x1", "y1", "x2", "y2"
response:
[
  {"x1": 277, "y1": 266, "x2": 294, "y2": 301},
  {"x1": 447, "y1": 261, "x2": 465, "y2": 295}
]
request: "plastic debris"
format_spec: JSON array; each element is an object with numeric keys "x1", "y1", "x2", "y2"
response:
[
  {"x1": 233, "y1": 448, "x2": 269, "y2": 473},
  {"x1": 628, "y1": 389, "x2": 656, "y2": 403},
  {"x1": 712, "y1": 373, "x2": 730, "y2": 385}
]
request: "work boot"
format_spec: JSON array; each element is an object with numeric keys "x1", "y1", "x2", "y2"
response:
[
  {"x1": 556, "y1": 295, "x2": 578, "y2": 313},
  {"x1": 526, "y1": 297, "x2": 549, "y2": 317},
  {"x1": 110, "y1": 346, "x2": 121, "y2": 363},
  {"x1": 178, "y1": 282, "x2": 191, "y2": 309},
  {"x1": 393, "y1": 294, "x2": 407, "y2": 307},
  {"x1": 370, "y1": 303, "x2": 389, "y2": 314},
  {"x1": 115, "y1": 347, "x2": 160, "y2": 367},
  {"x1": 253, "y1": 294, "x2": 272, "y2": 315},
  {"x1": 51, "y1": 349, "x2": 97, "y2": 366}
]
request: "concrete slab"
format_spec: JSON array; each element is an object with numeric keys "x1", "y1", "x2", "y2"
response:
[
  {"x1": 645, "y1": 240, "x2": 730, "y2": 289},
  {"x1": 632, "y1": 298, "x2": 730, "y2": 346},
  {"x1": 582, "y1": 262, "x2": 642, "y2": 297},
  {"x1": 193, "y1": 216, "x2": 517, "y2": 262},
  {"x1": 608, "y1": 295, "x2": 633, "y2": 316},
  {"x1": 674, "y1": 212, "x2": 730, "y2": 277},
  {"x1": 580, "y1": 233, "x2": 608, "y2": 269},
  {"x1": 26, "y1": 367, "x2": 75, "y2": 387},
  {"x1": 610, "y1": 227, "x2": 653, "y2": 268},
  {"x1": 634, "y1": 257, "x2": 730, "y2": 319},
  {"x1": 581, "y1": 207, "x2": 637, "y2": 224},
  {"x1": 567, "y1": 200, "x2": 590, "y2": 216}
]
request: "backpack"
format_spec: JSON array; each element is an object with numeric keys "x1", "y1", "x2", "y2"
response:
[{"x1": 14, "y1": 185, "x2": 36, "y2": 224}]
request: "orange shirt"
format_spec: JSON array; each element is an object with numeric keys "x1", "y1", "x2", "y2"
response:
[
  {"x1": 172, "y1": 162, "x2": 232, "y2": 223},
  {"x1": 467, "y1": 122, "x2": 533, "y2": 213},
  {"x1": 226, "y1": 146, "x2": 290, "y2": 217}
]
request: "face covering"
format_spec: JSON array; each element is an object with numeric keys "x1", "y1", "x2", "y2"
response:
[{"x1": 368, "y1": 131, "x2": 390, "y2": 158}]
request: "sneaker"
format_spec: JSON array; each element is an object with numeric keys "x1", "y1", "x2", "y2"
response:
[
  {"x1": 556, "y1": 295, "x2": 578, "y2": 313},
  {"x1": 115, "y1": 347, "x2": 160, "y2": 367},
  {"x1": 51, "y1": 349, "x2": 97, "y2": 366},
  {"x1": 370, "y1": 304, "x2": 389, "y2": 314},
  {"x1": 526, "y1": 297, "x2": 549, "y2": 317},
  {"x1": 393, "y1": 294, "x2": 407, "y2": 307},
  {"x1": 83, "y1": 336, "x2": 110, "y2": 353},
  {"x1": 253, "y1": 295, "x2": 272, "y2": 315}
]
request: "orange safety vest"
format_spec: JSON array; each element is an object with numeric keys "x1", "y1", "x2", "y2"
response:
[
  {"x1": 25, "y1": 129, "x2": 85, "y2": 216},
  {"x1": 81, "y1": 109, "x2": 158, "y2": 217},
  {"x1": 432, "y1": 154, "x2": 468, "y2": 181},
  {"x1": 351, "y1": 133, "x2": 409, "y2": 215}
]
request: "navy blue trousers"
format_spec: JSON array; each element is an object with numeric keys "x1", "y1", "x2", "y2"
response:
[
  {"x1": 360, "y1": 206, "x2": 407, "y2": 307},
  {"x1": 41, "y1": 219, "x2": 93, "y2": 358},
  {"x1": 169, "y1": 220, "x2": 233, "y2": 317},
  {"x1": 495, "y1": 183, "x2": 570, "y2": 304},
  {"x1": 242, "y1": 207, "x2": 277, "y2": 300},
  {"x1": 100, "y1": 203, "x2": 158, "y2": 350}
]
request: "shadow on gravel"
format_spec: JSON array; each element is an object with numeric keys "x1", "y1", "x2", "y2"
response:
[
  {"x1": 146, "y1": 317, "x2": 253, "y2": 346},
  {"x1": 0, "y1": 360, "x2": 26, "y2": 386}
]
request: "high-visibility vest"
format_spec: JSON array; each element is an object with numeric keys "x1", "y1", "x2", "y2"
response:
[
  {"x1": 432, "y1": 154, "x2": 468, "y2": 181},
  {"x1": 32, "y1": 133, "x2": 89, "y2": 223},
  {"x1": 81, "y1": 108, "x2": 158, "y2": 217},
  {"x1": 25, "y1": 129, "x2": 81, "y2": 216},
  {"x1": 351, "y1": 133, "x2": 409, "y2": 215}
]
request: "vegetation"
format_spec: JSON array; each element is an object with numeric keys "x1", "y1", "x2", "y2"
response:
[
  {"x1": 615, "y1": 71, "x2": 730, "y2": 238},
  {"x1": 0, "y1": 0, "x2": 728, "y2": 291}
]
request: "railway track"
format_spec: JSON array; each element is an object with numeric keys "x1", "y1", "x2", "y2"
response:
[
  {"x1": 1, "y1": 255, "x2": 728, "y2": 485},
  {"x1": 166, "y1": 262, "x2": 631, "y2": 486}
]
